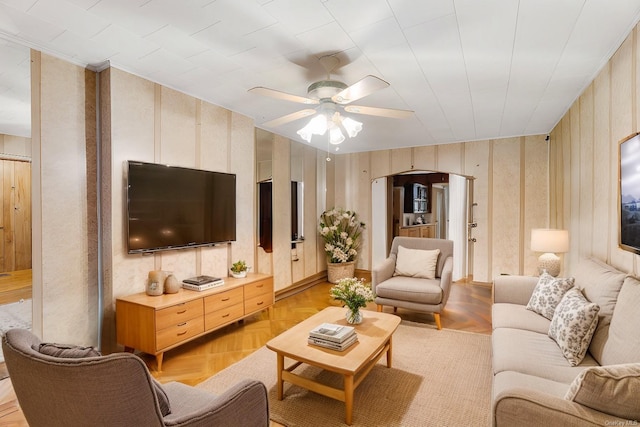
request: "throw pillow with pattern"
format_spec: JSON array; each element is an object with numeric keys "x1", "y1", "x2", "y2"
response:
[
  {"x1": 526, "y1": 272, "x2": 575, "y2": 320},
  {"x1": 549, "y1": 288, "x2": 600, "y2": 366}
]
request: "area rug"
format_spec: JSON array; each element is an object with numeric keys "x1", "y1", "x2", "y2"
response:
[
  {"x1": 197, "y1": 321, "x2": 492, "y2": 426},
  {"x1": 0, "y1": 299, "x2": 32, "y2": 363}
]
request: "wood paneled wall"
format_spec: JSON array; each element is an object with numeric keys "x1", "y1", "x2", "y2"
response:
[
  {"x1": 0, "y1": 159, "x2": 31, "y2": 272},
  {"x1": 333, "y1": 134, "x2": 549, "y2": 283},
  {"x1": 550, "y1": 23, "x2": 640, "y2": 276}
]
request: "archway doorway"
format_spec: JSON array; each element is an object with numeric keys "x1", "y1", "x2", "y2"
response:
[{"x1": 371, "y1": 171, "x2": 474, "y2": 282}]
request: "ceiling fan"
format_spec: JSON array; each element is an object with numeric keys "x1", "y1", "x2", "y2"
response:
[{"x1": 249, "y1": 55, "x2": 413, "y2": 145}]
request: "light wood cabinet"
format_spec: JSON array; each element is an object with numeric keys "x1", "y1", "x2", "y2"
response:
[
  {"x1": 398, "y1": 224, "x2": 436, "y2": 238},
  {"x1": 116, "y1": 273, "x2": 273, "y2": 370}
]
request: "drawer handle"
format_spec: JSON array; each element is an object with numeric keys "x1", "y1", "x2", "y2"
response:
[
  {"x1": 177, "y1": 322, "x2": 187, "y2": 327},
  {"x1": 256, "y1": 284, "x2": 264, "y2": 288},
  {"x1": 176, "y1": 303, "x2": 186, "y2": 306},
  {"x1": 221, "y1": 297, "x2": 230, "y2": 302},
  {"x1": 176, "y1": 310, "x2": 187, "y2": 314},
  {"x1": 177, "y1": 330, "x2": 187, "y2": 336},
  {"x1": 257, "y1": 301, "x2": 264, "y2": 306},
  {"x1": 222, "y1": 313, "x2": 230, "y2": 318}
]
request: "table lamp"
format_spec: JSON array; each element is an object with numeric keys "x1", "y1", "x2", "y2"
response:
[{"x1": 530, "y1": 228, "x2": 569, "y2": 277}]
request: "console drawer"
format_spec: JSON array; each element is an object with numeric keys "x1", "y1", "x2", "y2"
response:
[
  {"x1": 244, "y1": 278, "x2": 273, "y2": 300},
  {"x1": 204, "y1": 287, "x2": 243, "y2": 313},
  {"x1": 244, "y1": 293, "x2": 273, "y2": 315},
  {"x1": 155, "y1": 299, "x2": 203, "y2": 331},
  {"x1": 205, "y1": 302, "x2": 244, "y2": 330},
  {"x1": 156, "y1": 316, "x2": 204, "y2": 350}
]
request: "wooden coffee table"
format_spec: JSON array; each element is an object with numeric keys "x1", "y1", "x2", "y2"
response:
[{"x1": 266, "y1": 306, "x2": 401, "y2": 425}]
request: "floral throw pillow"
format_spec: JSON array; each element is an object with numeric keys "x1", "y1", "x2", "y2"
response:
[
  {"x1": 549, "y1": 288, "x2": 600, "y2": 366},
  {"x1": 526, "y1": 272, "x2": 575, "y2": 320}
]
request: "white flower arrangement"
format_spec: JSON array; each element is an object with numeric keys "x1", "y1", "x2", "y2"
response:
[
  {"x1": 318, "y1": 208, "x2": 366, "y2": 263},
  {"x1": 330, "y1": 277, "x2": 375, "y2": 312}
]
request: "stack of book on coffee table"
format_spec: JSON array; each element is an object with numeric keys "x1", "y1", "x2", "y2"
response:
[{"x1": 308, "y1": 322, "x2": 358, "y2": 351}]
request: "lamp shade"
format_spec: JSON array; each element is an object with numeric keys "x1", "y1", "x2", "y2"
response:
[{"x1": 530, "y1": 229, "x2": 569, "y2": 253}]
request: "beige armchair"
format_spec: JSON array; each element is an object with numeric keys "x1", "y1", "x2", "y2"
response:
[
  {"x1": 2, "y1": 328, "x2": 269, "y2": 427},
  {"x1": 372, "y1": 237, "x2": 454, "y2": 329}
]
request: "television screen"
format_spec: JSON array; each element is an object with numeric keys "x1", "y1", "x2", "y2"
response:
[
  {"x1": 619, "y1": 132, "x2": 640, "y2": 254},
  {"x1": 126, "y1": 161, "x2": 236, "y2": 254}
]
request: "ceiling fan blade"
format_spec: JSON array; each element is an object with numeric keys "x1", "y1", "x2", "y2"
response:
[
  {"x1": 344, "y1": 105, "x2": 414, "y2": 119},
  {"x1": 248, "y1": 87, "x2": 319, "y2": 105},
  {"x1": 261, "y1": 109, "x2": 317, "y2": 128},
  {"x1": 332, "y1": 75, "x2": 390, "y2": 104}
]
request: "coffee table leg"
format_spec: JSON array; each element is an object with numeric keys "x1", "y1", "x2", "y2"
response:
[
  {"x1": 276, "y1": 353, "x2": 284, "y2": 400},
  {"x1": 386, "y1": 336, "x2": 393, "y2": 368},
  {"x1": 344, "y1": 374, "x2": 354, "y2": 425}
]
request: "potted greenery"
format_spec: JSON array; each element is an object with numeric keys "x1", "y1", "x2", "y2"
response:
[
  {"x1": 318, "y1": 207, "x2": 366, "y2": 283},
  {"x1": 230, "y1": 260, "x2": 249, "y2": 278}
]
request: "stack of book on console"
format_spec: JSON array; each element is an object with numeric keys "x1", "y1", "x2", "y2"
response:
[
  {"x1": 308, "y1": 323, "x2": 358, "y2": 351},
  {"x1": 182, "y1": 275, "x2": 224, "y2": 291}
]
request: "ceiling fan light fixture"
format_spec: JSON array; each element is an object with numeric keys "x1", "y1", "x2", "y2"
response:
[
  {"x1": 297, "y1": 114, "x2": 327, "y2": 142},
  {"x1": 329, "y1": 126, "x2": 345, "y2": 145},
  {"x1": 341, "y1": 117, "x2": 363, "y2": 138}
]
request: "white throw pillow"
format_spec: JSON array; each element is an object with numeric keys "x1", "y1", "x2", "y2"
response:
[
  {"x1": 548, "y1": 288, "x2": 600, "y2": 366},
  {"x1": 394, "y1": 246, "x2": 440, "y2": 279},
  {"x1": 565, "y1": 363, "x2": 640, "y2": 420},
  {"x1": 526, "y1": 272, "x2": 575, "y2": 320}
]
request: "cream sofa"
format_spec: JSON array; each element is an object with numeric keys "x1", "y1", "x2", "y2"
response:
[{"x1": 491, "y1": 257, "x2": 640, "y2": 426}]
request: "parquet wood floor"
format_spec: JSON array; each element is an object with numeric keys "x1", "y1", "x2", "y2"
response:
[
  {"x1": 0, "y1": 278, "x2": 492, "y2": 426},
  {"x1": 0, "y1": 270, "x2": 31, "y2": 306}
]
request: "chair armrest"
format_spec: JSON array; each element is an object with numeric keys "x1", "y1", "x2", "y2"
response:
[
  {"x1": 371, "y1": 256, "x2": 396, "y2": 293},
  {"x1": 494, "y1": 387, "x2": 628, "y2": 427},
  {"x1": 163, "y1": 379, "x2": 269, "y2": 427},
  {"x1": 492, "y1": 275, "x2": 539, "y2": 305},
  {"x1": 439, "y1": 256, "x2": 454, "y2": 305}
]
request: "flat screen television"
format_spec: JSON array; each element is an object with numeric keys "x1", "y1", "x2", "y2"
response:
[
  {"x1": 619, "y1": 132, "x2": 640, "y2": 254},
  {"x1": 126, "y1": 161, "x2": 236, "y2": 254}
]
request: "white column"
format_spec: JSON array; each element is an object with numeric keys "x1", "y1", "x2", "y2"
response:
[{"x1": 449, "y1": 174, "x2": 468, "y2": 281}]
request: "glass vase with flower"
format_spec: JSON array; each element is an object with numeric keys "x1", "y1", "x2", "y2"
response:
[{"x1": 330, "y1": 277, "x2": 375, "y2": 324}]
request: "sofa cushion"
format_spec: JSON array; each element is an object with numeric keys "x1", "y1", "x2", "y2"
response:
[
  {"x1": 526, "y1": 272, "x2": 575, "y2": 320},
  {"x1": 394, "y1": 246, "x2": 440, "y2": 279},
  {"x1": 601, "y1": 276, "x2": 640, "y2": 365},
  {"x1": 374, "y1": 276, "x2": 442, "y2": 304},
  {"x1": 492, "y1": 303, "x2": 551, "y2": 334},
  {"x1": 494, "y1": 370, "x2": 569, "y2": 402},
  {"x1": 492, "y1": 328, "x2": 596, "y2": 383},
  {"x1": 572, "y1": 257, "x2": 627, "y2": 364},
  {"x1": 548, "y1": 288, "x2": 600, "y2": 367},
  {"x1": 565, "y1": 363, "x2": 640, "y2": 420},
  {"x1": 35, "y1": 343, "x2": 101, "y2": 358}
]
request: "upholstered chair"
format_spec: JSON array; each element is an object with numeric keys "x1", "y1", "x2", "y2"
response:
[
  {"x1": 372, "y1": 237, "x2": 454, "y2": 329},
  {"x1": 2, "y1": 328, "x2": 269, "y2": 427}
]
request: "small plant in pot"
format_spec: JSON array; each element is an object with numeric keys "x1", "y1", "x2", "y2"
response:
[{"x1": 230, "y1": 260, "x2": 250, "y2": 278}]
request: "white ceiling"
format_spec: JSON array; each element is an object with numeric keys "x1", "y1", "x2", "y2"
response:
[{"x1": 0, "y1": 0, "x2": 639, "y2": 153}]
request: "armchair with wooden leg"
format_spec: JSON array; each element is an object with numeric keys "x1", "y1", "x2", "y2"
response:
[{"x1": 372, "y1": 237, "x2": 453, "y2": 330}]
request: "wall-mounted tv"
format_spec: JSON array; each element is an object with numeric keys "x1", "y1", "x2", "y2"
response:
[
  {"x1": 126, "y1": 161, "x2": 236, "y2": 254},
  {"x1": 619, "y1": 132, "x2": 640, "y2": 254}
]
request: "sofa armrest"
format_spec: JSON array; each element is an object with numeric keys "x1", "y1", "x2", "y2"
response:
[
  {"x1": 371, "y1": 256, "x2": 396, "y2": 294},
  {"x1": 163, "y1": 379, "x2": 269, "y2": 427},
  {"x1": 494, "y1": 387, "x2": 628, "y2": 427},
  {"x1": 492, "y1": 275, "x2": 539, "y2": 305}
]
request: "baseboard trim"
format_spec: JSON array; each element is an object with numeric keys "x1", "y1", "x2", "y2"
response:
[
  {"x1": 275, "y1": 272, "x2": 327, "y2": 300},
  {"x1": 275, "y1": 269, "x2": 374, "y2": 300}
]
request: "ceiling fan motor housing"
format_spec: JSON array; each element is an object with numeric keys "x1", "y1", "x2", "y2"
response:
[{"x1": 307, "y1": 80, "x2": 348, "y2": 101}]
